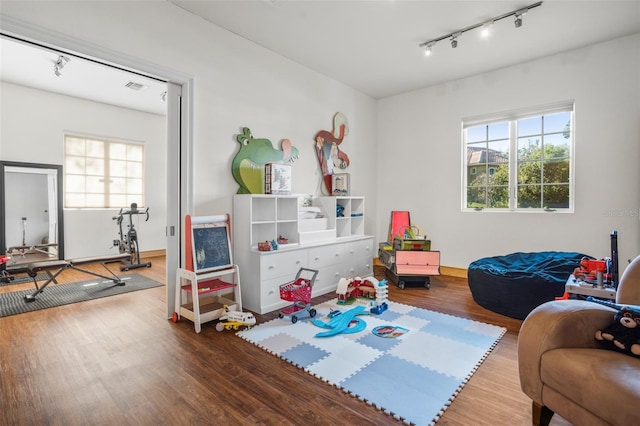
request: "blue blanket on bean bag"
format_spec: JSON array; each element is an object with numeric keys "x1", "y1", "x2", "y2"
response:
[{"x1": 468, "y1": 251, "x2": 590, "y2": 320}]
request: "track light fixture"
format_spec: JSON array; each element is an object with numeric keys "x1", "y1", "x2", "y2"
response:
[
  {"x1": 53, "y1": 55, "x2": 70, "y2": 77},
  {"x1": 514, "y1": 9, "x2": 527, "y2": 28},
  {"x1": 450, "y1": 32, "x2": 461, "y2": 48},
  {"x1": 419, "y1": 1, "x2": 542, "y2": 56},
  {"x1": 480, "y1": 20, "x2": 494, "y2": 38},
  {"x1": 424, "y1": 41, "x2": 436, "y2": 56}
]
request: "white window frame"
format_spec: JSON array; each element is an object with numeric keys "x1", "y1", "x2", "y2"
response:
[
  {"x1": 462, "y1": 101, "x2": 575, "y2": 212},
  {"x1": 64, "y1": 134, "x2": 146, "y2": 209}
]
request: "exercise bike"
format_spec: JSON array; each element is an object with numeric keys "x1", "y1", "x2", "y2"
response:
[{"x1": 112, "y1": 203, "x2": 152, "y2": 271}]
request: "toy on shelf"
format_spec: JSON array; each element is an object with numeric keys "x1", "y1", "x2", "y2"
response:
[
  {"x1": 277, "y1": 235, "x2": 289, "y2": 244},
  {"x1": 278, "y1": 268, "x2": 318, "y2": 323},
  {"x1": 215, "y1": 305, "x2": 256, "y2": 331},
  {"x1": 172, "y1": 214, "x2": 242, "y2": 333},
  {"x1": 257, "y1": 241, "x2": 272, "y2": 251}
]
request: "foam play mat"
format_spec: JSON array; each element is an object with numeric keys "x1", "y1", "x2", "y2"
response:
[{"x1": 238, "y1": 299, "x2": 506, "y2": 425}]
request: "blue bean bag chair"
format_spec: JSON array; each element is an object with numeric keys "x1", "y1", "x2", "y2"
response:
[{"x1": 468, "y1": 251, "x2": 590, "y2": 320}]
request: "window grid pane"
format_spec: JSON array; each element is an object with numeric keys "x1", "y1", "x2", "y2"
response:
[
  {"x1": 464, "y1": 105, "x2": 573, "y2": 211},
  {"x1": 64, "y1": 135, "x2": 145, "y2": 209},
  {"x1": 465, "y1": 122, "x2": 509, "y2": 209}
]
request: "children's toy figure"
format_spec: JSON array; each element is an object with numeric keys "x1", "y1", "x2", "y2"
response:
[
  {"x1": 314, "y1": 112, "x2": 350, "y2": 193},
  {"x1": 595, "y1": 306, "x2": 640, "y2": 357}
]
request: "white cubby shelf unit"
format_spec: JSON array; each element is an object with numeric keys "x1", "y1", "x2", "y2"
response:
[{"x1": 233, "y1": 194, "x2": 373, "y2": 314}]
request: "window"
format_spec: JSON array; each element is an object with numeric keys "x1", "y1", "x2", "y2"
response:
[
  {"x1": 64, "y1": 135, "x2": 145, "y2": 208},
  {"x1": 463, "y1": 102, "x2": 574, "y2": 211}
]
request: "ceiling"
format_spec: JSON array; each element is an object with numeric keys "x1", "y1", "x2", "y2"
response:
[
  {"x1": 173, "y1": 0, "x2": 640, "y2": 99},
  {"x1": 0, "y1": 36, "x2": 168, "y2": 115},
  {"x1": 1, "y1": 1, "x2": 638, "y2": 114}
]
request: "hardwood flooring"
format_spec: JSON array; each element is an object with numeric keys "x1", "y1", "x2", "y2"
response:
[{"x1": 1, "y1": 257, "x2": 537, "y2": 425}]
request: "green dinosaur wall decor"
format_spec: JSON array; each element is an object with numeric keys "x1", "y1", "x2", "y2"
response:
[{"x1": 231, "y1": 127, "x2": 299, "y2": 194}]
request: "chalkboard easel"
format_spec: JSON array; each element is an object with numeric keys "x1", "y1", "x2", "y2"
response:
[{"x1": 185, "y1": 214, "x2": 233, "y2": 273}]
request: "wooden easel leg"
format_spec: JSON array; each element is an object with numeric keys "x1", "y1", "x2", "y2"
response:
[{"x1": 532, "y1": 401, "x2": 554, "y2": 426}]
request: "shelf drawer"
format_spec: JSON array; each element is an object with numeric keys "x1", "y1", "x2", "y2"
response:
[
  {"x1": 259, "y1": 249, "x2": 308, "y2": 281},
  {"x1": 344, "y1": 238, "x2": 374, "y2": 259},
  {"x1": 343, "y1": 259, "x2": 373, "y2": 278},
  {"x1": 308, "y1": 244, "x2": 344, "y2": 269},
  {"x1": 260, "y1": 276, "x2": 288, "y2": 310},
  {"x1": 312, "y1": 266, "x2": 342, "y2": 296}
]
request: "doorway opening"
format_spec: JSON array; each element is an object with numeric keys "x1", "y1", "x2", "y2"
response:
[{"x1": 0, "y1": 23, "x2": 191, "y2": 318}]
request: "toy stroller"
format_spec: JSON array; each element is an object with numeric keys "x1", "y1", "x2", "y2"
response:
[{"x1": 278, "y1": 268, "x2": 318, "y2": 323}]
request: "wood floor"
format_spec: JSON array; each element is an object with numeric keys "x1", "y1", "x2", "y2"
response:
[{"x1": 1, "y1": 257, "x2": 537, "y2": 426}]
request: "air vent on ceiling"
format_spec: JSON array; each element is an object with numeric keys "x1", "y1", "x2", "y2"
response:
[{"x1": 125, "y1": 81, "x2": 148, "y2": 91}]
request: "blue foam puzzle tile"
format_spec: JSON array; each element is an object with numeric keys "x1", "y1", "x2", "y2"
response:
[{"x1": 281, "y1": 342, "x2": 329, "y2": 368}]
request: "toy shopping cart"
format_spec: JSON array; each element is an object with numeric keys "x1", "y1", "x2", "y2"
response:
[{"x1": 278, "y1": 268, "x2": 318, "y2": 323}]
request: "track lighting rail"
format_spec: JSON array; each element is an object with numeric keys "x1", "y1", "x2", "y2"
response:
[{"x1": 419, "y1": 1, "x2": 543, "y2": 53}]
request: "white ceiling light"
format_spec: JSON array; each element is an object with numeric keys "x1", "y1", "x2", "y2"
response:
[
  {"x1": 424, "y1": 41, "x2": 436, "y2": 56},
  {"x1": 480, "y1": 21, "x2": 494, "y2": 38}
]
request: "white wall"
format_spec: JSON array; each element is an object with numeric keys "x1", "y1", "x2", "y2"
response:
[
  {"x1": 377, "y1": 34, "x2": 640, "y2": 271},
  {"x1": 0, "y1": 2, "x2": 378, "y2": 257},
  {"x1": 0, "y1": 82, "x2": 167, "y2": 258},
  {"x1": 3, "y1": 2, "x2": 637, "y2": 274}
]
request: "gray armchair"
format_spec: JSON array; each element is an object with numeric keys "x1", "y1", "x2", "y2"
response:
[{"x1": 518, "y1": 255, "x2": 640, "y2": 425}]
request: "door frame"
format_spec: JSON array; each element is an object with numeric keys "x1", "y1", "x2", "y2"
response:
[{"x1": 1, "y1": 16, "x2": 193, "y2": 318}]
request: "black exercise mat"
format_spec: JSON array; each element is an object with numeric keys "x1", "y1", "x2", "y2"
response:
[
  {"x1": 0, "y1": 273, "x2": 50, "y2": 287},
  {"x1": 0, "y1": 274, "x2": 163, "y2": 318}
]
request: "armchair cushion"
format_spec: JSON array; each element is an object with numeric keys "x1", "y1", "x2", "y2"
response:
[{"x1": 541, "y1": 348, "x2": 640, "y2": 424}]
